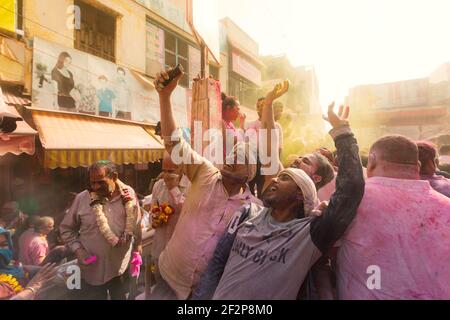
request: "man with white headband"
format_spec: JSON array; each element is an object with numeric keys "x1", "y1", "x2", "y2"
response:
[{"x1": 192, "y1": 99, "x2": 365, "y2": 300}]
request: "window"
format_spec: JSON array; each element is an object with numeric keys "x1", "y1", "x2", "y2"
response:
[
  {"x1": 164, "y1": 32, "x2": 189, "y2": 88},
  {"x1": 146, "y1": 19, "x2": 199, "y2": 88},
  {"x1": 16, "y1": 0, "x2": 23, "y2": 31},
  {"x1": 74, "y1": 0, "x2": 116, "y2": 62},
  {"x1": 229, "y1": 74, "x2": 258, "y2": 108},
  {"x1": 145, "y1": 20, "x2": 165, "y2": 76}
]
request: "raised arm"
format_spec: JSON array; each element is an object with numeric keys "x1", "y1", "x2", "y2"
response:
[
  {"x1": 153, "y1": 70, "x2": 183, "y2": 155},
  {"x1": 260, "y1": 81, "x2": 289, "y2": 193},
  {"x1": 154, "y1": 70, "x2": 216, "y2": 183},
  {"x1": 309, "y1": 103, "x2": 365, "y2": 253}
]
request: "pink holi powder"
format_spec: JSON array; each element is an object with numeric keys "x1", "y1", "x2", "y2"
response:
[{"x1": 84, "y1": 255, "x2": 97, "y2": 264}]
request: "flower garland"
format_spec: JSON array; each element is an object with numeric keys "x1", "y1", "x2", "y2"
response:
[
  {"x1": 90, "y1": 180, "x2": 138, "y2": 247},
  {"x1": 0, "y1": 274, "x2": 24, "y2": 293},
  {"x1": 151, "y1": 203, "x2": 175, "y2": 229}
]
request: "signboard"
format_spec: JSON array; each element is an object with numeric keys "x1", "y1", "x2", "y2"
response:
[
  {"x1": 231, "y1": 50, "x2": 261, "y2": 86},
  {"x1": 136, "y1": 0, "x2": 191, "y2": 34},
  {"x1": 31, "y1": 37, "x2": 188, "y2": 127},
  {"x1": 0, "y1": 36, "x2": 25, "y2": 83},
  {"x1": 145, "y1": 22, "x2": 165, "y2": 76},
  {"x1": 0, "y1": 0, "x2": 15, "y2": 33}
]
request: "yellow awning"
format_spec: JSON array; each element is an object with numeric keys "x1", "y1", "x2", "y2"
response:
[{"x1": 31, "y1": 109, "x2": 164, "y2": 169}]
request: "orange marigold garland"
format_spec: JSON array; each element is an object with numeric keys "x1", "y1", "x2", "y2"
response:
[
  {"x1": 151, "y1": 203, "x2": 175, "y2": 228},
  {"x1": 0, "y1": 274, "x2": 24, "y2": 293}
]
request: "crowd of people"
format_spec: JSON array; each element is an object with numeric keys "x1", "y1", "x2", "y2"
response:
[{"x1": 1, "y1": 67, "x2": 450, "y2": 300}]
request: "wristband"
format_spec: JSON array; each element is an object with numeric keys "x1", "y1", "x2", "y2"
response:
[{"x1": 25, "y1": 286, "x2": 37, "y2": 295}]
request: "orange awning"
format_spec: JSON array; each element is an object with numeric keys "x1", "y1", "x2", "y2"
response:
[
  {"x1": 30, "y1": 109, "x2": 164, "y2": 169},
  {"x1": 2, "y1": 91, "x2": 31, "y2": 106}
]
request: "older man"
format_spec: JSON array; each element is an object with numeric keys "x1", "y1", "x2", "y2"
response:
[
  {"x1": 149, "y1": 152, "x2": 190, "y2": 299},
  {"x1": 152, "y1": 69, "x2": 266, "y2": 299},
  {"x1": 60, "y1": 160, "x2": 142, "y2": 300},
  {"x1": 337, "y1": 135, "x2": 450, "y2": 299}
]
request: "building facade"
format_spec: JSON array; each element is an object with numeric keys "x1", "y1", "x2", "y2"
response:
[
  {"x1": 219, "y1": 17, "x2": 263, "y2": 121},
  {"x1": 0, "y1": 0, "x2": 215, "y2": 206},
  {"x1": 347, "y1": 63, "x2": 450, "y2": 150}
]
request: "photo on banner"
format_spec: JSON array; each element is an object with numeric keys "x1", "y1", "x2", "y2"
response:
[{"x1": 31, "y1": 37, "x2": 189, "y2": 128}]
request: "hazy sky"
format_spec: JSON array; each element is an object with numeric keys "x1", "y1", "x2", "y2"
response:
[{"x1": 218, "y1": 0, "x2": 450, "y2": 107}]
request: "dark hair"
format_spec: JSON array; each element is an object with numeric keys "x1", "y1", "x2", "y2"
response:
[
  {"x1": 370, "y1": 135, "x2": 418, "y2": 165},
  {"x1": 317, "y1": 147, "x2": 334, "y2": 164},
  {"x1": 360, "y1": 154, "x2": 369, "y2": 168},
  {"x1": 417, "y1": 141, "x2": 437, "y2": 174},
  {"x1": 55, "y1": 51, "x2": 72, "y2": 69},
  {"x1": 117, "y1": 67, "x2": 126, "y2": 75},
  {"x1": 155, "y1": 121, "x2": 161, "y2": 137},
  {"x1": 221, "y1": 92, "x2": 238, "y2": 113},
  {"x1": 313, "y1": 153, "x2": 335, "y2": 190},
  {"x1": 27, "y1": 215, "x2": 42, "y2": 229},
  {"x1": 440, "y1": 145, "x2": 450, "y2": 155},
  {"x1": 88, "y1": 160, "x2": 118, "y2": 178}
]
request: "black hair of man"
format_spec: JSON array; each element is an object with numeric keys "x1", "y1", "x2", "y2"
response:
[
  {"x1": 313, "y1": 153, "x2": 335, "y2": 190},
  {"x1": 88, "y1": 160, "x2": 118, "y2": 179}
]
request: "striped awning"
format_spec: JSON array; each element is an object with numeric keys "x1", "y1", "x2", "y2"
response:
[
  {"x1": 0, "y1": 88, "x2": 36, "y2": 156},
  {"x1": 2, "y1": 91, "x2": 31, "y2": 106},
  {"x1": 31, "y1": 109, "x2": 164, "y2": 169}
]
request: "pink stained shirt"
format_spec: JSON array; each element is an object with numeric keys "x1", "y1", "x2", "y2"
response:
[
  {"x1": 20, "y1": 232, "x2": 49, "y2": 266},
  {"x1": 337, "y1": 177, "x2": 450, "y2": 300},
  {"x1": 18, "y1": 229, "x2": 36, "y2": 264},
  {"x1": 158, "y1": 138, "x2": 262, "y2": 299},
  {"x1": 245, "y1": 119, "x2": 283, "y2": 152}
]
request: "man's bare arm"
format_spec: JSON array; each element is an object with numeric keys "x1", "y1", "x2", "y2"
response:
[{"x1": 153, "y1": 70, "x2": 183, "y2": 154}]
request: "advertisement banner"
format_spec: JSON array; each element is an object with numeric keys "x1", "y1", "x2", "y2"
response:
[
  {"x1": 31, "y1": 37, "x2": 188, "y2": 127},
  {"x1": 145, "y1": 22, "x2": 165, "y2": 76}
]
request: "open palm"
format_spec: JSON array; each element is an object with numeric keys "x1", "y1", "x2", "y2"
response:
[{"x1": 325, "y1": 102, "x2": 350, "y2": 129}]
